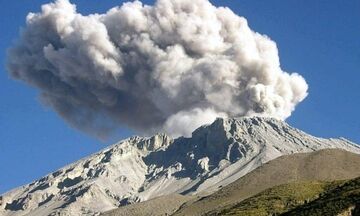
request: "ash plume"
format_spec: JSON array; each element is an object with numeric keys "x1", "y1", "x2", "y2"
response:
[{"x1": 7, "y1": 0, "x2": 308, "y2": 138}]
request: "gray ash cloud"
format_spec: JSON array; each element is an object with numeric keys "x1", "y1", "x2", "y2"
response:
[{"x1": 7, "y1": 0, "x2": 308, "y2": 138}]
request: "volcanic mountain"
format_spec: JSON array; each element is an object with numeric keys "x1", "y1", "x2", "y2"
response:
[{"x1": 1, "y1": 117, "x2": 359, "y2": 216}]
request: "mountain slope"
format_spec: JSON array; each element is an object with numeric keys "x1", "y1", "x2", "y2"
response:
[
  {"x1": 104, "y1": 149, "x2": 360, "y2": 216},
  {"x1": 215, "y1": 176, "x2": 360, "y2": 216},
  {"x1": 1, "y1": 117, "x2": 360, "y2": 216},
  {"x1": 103, "y1": 194, "x2": 193, "y2": 216},
  {"x1": 157, "y1": 149, "x2": 360, "y2": 216},
  {"x1": 216, "y1": 181, "x2": 340, "y2": 216},
  {"x1": 282, "y1": 177, "x2": 360, "y2": 216}
]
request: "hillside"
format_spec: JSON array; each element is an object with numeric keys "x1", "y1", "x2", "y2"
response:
[
  {"x1": 103, "y1": 194, "x2": 193, "y2": 216},
  {"x1": 215, "y1": 181, "x2": 340, "y2": 216},
  {"x1": 1, "y1": 117, "x2": 360, "y2": 216},
  {"x1": 173, "y1": 149, "x2": 360, "y2": 215},
  {"x1": 283, "y1": 178, "x2": 360, "y2": 216},
  {"x1": 214, "y1": 176, "x2": 360, "y2": 216},
  {"x1": 104, "y1": 149, "x2": 360, "y2": 216}
]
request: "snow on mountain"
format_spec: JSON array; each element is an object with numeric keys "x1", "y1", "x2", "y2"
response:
[{"x1": 1, "y1": 117, "x2": 360, "y2": 216}]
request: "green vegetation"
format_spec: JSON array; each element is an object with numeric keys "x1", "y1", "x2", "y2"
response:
[
  {"x1": 216, "y1": 181, "x2": 342, "y2": 216},
  {"x1": 283, "y1": 177, "x2": 360, "y2": 216},
  {"x1": 212, "y1": 177, "x2": 360, "y2": 216}
]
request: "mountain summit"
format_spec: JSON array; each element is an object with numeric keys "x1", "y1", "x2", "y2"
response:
[{"x1": 1, "y1": 117, "x2": 359, "y2": 216}]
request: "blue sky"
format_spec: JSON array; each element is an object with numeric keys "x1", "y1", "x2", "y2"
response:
[{"x1": 1, "y1": 0, "x2": 359, "y2": 194}]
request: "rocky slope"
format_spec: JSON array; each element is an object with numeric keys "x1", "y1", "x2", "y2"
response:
[{"x1": 1, "y1": 117, "x2": 360, "y2": 216}]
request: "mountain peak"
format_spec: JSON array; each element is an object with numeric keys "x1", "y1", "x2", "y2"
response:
[
  {"x1": 1, "y1": 117, "x2": 360, "y2": 216},
  {"x1": 188, "y1": 117, "x2": 288, "y2": 161},
  {"x1": 192, "y1": 116, "x2": 287, "y2": 138}
]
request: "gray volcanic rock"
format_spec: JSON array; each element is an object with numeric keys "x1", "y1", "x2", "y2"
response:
[{"x1": 1, "y1": 117, "x2": 359, "y2": 216}]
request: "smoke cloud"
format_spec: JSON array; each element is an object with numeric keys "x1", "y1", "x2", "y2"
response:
[{"x1": 7, "y1": 0, "x2": 308, "y2": 138}]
